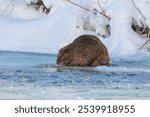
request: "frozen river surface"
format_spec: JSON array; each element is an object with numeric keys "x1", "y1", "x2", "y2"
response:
[{"x1": 0, "y1": 51, "x2": 150, "y2": 99}]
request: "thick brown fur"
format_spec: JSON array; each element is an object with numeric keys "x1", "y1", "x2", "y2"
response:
[{"x1": 57, "y1": 35, "x2": 110, "y2": 67}]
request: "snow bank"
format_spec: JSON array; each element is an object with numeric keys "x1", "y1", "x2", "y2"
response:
[
  {"x1": 0, "y1": 0, "x2": 79, "y2": 54},
  {"x1": 105, "y1": 0, "x2": 144, "y2": 57},
  {"x1": 0, "y1": 0, "x2": 150, "y2": 57}
]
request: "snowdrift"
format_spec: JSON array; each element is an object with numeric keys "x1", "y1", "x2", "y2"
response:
[{"x1": 0, "y1": 0, "x2": 150, "y2": 57}]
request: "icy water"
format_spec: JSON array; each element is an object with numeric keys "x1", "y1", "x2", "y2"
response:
[{"x1": 0, "y1": 51, "x2": 150, "y2": 100}]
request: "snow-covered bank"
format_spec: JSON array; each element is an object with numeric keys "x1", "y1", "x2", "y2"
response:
[
  {"x1": 0, "y1": 0, "x2": 78, "y2": 54},
  {"x1": 0, "y1": 0, "x2": 150, "y2": 57}
]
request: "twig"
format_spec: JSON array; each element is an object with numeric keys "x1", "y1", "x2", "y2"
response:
[
  {"x1": 131, "y1": 0, "x2": 146, "y2": 21},
  {"x1": 97, "y1": 0, "x2": 105, "y2": 14},
  {"x1": 140, "y1": 38, "x2": 150, "y2": 50},
  {"x1": 0, "y1": 0, "x2": 14, "y2": 18},
  {"x1": 131, "y1": 0, "x2": 150, "y2": 50},
  {"x1": 64, "y1": 0, "x2": 111, "y2": 20},
  {"x1": 146, "y1": 1, "x2": 150, "y2": 6},
  {"x1": 64, "y1": 0, "x2": 90, "y2": 12},
  {"x1": 9, "y1": 0, "x2": 15, "y2": 15}
]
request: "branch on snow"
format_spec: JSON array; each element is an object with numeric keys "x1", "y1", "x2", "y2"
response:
[
  {"x1": 63, "y1": 0, "x2": 111, "y2": 21},
  {"x1": 27, "y1": 0, "x2": 52, "y2": 14},
  {"x1": 131, "y1": 0, "x2": 150, "y2": 51}
]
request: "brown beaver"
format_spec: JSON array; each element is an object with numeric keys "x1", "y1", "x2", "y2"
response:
[{"x1": 57, "y1": 35, "x2": 110, "y2": 67}]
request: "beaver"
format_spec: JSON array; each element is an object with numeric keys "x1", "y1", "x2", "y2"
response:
[{"x1": 57, "y1": 35, "x2": 110, "y2": 67}]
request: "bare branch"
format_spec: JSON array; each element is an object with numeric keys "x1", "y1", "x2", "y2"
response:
[
  {"x1": 64, "y1": 0, "x2": 111, "y2": 20},
  {"x1": 0, "y1": 0, "x2": 14, "y2": 18},
  {"x1": 131, "y1": 0, "x2": 150, "y2": 51},
  {"x1": 146, "y1": 1, "x2": 150, "y2": 6},
  {"x1": 63, "y1": 0, "x2": 90, "y2": 11},
  {"x1": 97, "y1": 0, "x2": 105, "y2": 14},
  {"x1": 131, "y1": 0, "x2": 146, "y2": 21}
]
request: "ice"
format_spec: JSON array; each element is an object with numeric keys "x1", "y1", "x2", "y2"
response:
[{"x1": 0, "y1": 51, "x2": 150, "y2": 99}]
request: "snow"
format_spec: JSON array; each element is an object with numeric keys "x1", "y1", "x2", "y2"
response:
[
  {"x1": 105, "y1": 0, "x2": 144, "y2": 56},
  {"x1": 0, "y1": 0, "x2": 78, "y2": 54},
  {"x1": 0, "y1": 0, "x2": 150, "y2": 57}
]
